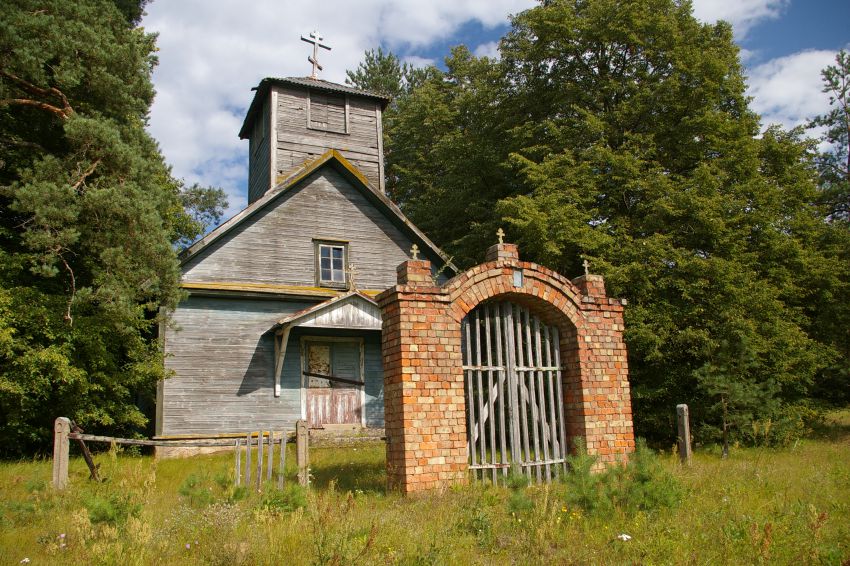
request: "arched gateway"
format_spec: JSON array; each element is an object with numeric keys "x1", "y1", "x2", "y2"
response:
[{"x1": 376, "y1": 241, "x2": 634, "y2": 494}]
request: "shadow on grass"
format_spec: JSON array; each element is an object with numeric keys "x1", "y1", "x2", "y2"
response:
[
  {"x1": 309, "y1": 460, "x2": 386, "y2": 494},
  {"x1": 811, "y1": 409, "x2": 850, "y2": 441}
]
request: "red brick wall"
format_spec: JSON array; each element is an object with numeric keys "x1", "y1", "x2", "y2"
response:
[{"x1": 377, "y1": 244, "x2": 634, "y2": 493}]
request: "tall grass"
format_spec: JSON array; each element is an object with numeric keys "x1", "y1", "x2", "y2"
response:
[{"x1": 1, "y1": 412, "x2": 848, "y2": 565}]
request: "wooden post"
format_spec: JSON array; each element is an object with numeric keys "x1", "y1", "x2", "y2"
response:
[
  {"x1": 256, "y1": 431, "x2": 263, "y2": 490},
  {"x1": 234, "y1": 439, "x2": 241, "y2": 486},
  {"x1": 245, "y1": 432, "x2": 252, "y2": 486},
  {"x1": 676, "y1": 404, "x2": 692, "y2": 464},
  {"x1": 277, "y1": 431, "x2": 287, "y2": 489},
  {"x1": 52, "y1": 417, "x2": 71, "y2": 490},
  {"x1": 296, "y1": 419, "x2": 309, "y2": 487},
  {"x1": 69, "y1": 421, "x2": 100, "y2": 482},
  {"x1": 266, "y1": 431, "x2": 274, "y2": 481}
]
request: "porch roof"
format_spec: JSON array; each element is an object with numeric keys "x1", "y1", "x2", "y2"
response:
[
  {"x1": 273, "y1": 290, "x2": 382, "y2": 334},
  {"x1": 271, "y1": 291, "x2": 381, "y2": 398}
]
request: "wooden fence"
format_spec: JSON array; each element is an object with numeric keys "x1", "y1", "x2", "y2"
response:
[{"x1": 52, "y1": 417, "x2": 310, "y2": 491}]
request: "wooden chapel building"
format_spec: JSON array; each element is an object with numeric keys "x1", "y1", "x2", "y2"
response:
[{"x1": 155, "y1": 76, "x2": 456, "y2": 439}]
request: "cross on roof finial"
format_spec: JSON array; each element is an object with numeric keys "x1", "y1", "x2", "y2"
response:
[
  {"x1": 583, "y1": 258, "x2": 590, "y2": 276},
  {"x1": 301, "y1": 30, "x2": 331, "y2": 79},
  {"x1": 497, "y1": 227, "x2": 505, "y2": 244},
  {"x1": 410, "y1": 244, "x2": 420, "y2": 260}
]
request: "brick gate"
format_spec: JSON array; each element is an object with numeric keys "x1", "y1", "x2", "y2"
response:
[{"x1": 376, "y1": 241, "x2": 635, "y2": 494}]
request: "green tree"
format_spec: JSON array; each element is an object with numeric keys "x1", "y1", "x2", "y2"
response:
[
  {"x1": 0, "y1": 0, "x2": 225, "y2": 454},
  {"x1": 351, "y1": 0, "x2": 846, "y2": 443},
  {"x1": 809, "y1": 49, "x2": 850, "y2": 221}
]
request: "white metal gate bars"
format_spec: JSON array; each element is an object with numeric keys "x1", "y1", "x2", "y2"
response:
[{"x1": 462, "y1": 301, "x2": 569, "y2": 484}]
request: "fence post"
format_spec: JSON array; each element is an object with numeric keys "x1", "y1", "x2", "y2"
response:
[
  {"x1": 296, "y1": 419, "x2": 309, "y2": 487},
  {"x1": 52, "y1": 417, "x2": 71, "y2": 490},
  {"x1": 277, "y1": 431, "x2": 287, "y2": 489},
  {"x1": 676, "y1": 404, "x2": 692, "y2": 464}
]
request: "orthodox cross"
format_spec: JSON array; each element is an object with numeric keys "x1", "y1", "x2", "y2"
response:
[
  {"x1": 301, "y1": 30, "x2": 331, "y2": 79},
  {"x1": 345, "y1": 263, "x2": 359, "y2": 291},
  {"x1": 410, "y1": 244, "x2": 420, "y2": 260},
  {"x1": 583, "y1": 259, "x2": 590, "y2": 276},
  {"x1": 497, "y1": 227, "x2": 505, "y2": 244}
]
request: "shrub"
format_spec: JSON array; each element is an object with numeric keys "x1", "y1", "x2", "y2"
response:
[
  {"x1": 258, "y1": 483, "x2": 307, "y2": 514},
  {"x1": 563, "y1": 438, "x2": 681, "y2": 515},
  {"x1": 178, "y1": 473, "x2": 215, "y2": 507},
  {"x1": 84, "y1": 491, "x2": 141, "y2": 526}
]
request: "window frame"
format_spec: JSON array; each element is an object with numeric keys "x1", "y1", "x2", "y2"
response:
[
  {"x1": 314, "y1": 239, "x2": 349, "y2": 288},
  {"x1": 306, "y1": 90, "x2": 349, "y2": 134}
]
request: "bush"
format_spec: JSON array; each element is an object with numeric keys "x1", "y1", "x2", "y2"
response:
[
  {"x1": 563, "y1": 438, "x2": 681, "y2": 515},
  {"x1": 178, "y1": 473, "x2": 215, "y2": 507},
  {"x1": 258, "y1": 483, "x2": 307, "y2": 514},
  {"x1": 84, "y1": 491, "x2": 141, "y2": 526}
]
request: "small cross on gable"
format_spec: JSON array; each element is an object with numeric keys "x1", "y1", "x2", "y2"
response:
[
  {"x1": 497, "y1": 227, "x2": 505, "y2": 244},
  {"x1": 410, "y1": 244, "x2": 420, "y2": 260},
  {"x1": 583, "y1": 259, "x2": 590, "y2": 276}
]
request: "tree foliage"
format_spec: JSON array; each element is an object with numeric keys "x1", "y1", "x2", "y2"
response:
[
  {"x1": 350, "y1": 0, "x2": 850, "y2": 443},
  {"x1": 809, "y1": 49, "x2": 850, "y2": 222},
  {"x1": 0, "y1": 0, "x2": 225, "y2": 454}
]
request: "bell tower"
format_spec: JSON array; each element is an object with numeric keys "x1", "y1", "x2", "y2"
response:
[{"x1": 238, "y1": 33, "x2": 389, "y2": 203}]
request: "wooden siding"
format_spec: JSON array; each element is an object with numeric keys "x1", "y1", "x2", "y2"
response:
[
  {"x1": 363, "y1": 333, "x2": 384, "y2": 427},
  {"x1": 274, "y1": 87, "x2": 383, "y2": 192},
  {"x1": 182, "y1": 167, "x2": 442, "y2": 290},
  {"x1": 292, "y1": 295, "x2": 381, "y2": 330},
  {"x1": 160, "y1": 296, "x2": 312, "y2": 435},
  {"x1": 248, "y1": 96, "x2": 271, "y2": 203},
  {"x1": 160, "y1": 297, "x2": 386, "y2": 436}
]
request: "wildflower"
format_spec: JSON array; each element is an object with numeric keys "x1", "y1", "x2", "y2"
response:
[
  {"x1": 20, "y1": 559, "x2": 30, "y2": 564},
  {"x1": 616, "y1": 533, "x2": 632, "y2": 541},
  {"x1": 185, "y1": 543, "x2": 191, "y2": 550},
  {"x1": 58, "y1": 533, "x2": 66, "y2": 539}
]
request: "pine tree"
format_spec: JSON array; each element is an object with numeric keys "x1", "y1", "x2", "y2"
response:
[{"x1": 0, "y1": 0, "x2": 225, "y2": 453}]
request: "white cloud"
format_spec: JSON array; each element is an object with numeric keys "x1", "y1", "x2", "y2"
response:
[
  {"x1": 143, "y1": 0, "x2": 833, "y2": 223},
  {"x1": 142, "y1": 0, "x2": 534, "y2": 219},
  {"x1": 402, "y1": 55, "x2": 437, "y2": 69},
  {"x1": 691, "y1": 0, "x2": 788, "y2": 38},
  {"x1": 747, "y1": 49, "x2": 837, "y2": 131},
  {"x1": 474, "y1": 41, "x2": 500, "y2": 60}
]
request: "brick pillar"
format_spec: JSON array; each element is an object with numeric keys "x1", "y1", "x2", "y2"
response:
[
  {"x1": 378, "y1": 260, "x2": 467, "y2": 493},
  {"x1": 484, "y1": 242, "x2": 519, "y2": 262},
  {"x1": 571, "y1": 274, "x2": 634, "y2": 463}
]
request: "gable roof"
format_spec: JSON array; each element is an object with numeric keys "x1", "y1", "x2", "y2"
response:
[
  {"x1": 239, "y1": 77, "x2": 390, "y2": 139},
  {"x1": 273, "y1": 290, "x2": 381, "y2": 332},
  {"x1": 179, "y1": 150, "x2": 457, "y2": 275}
]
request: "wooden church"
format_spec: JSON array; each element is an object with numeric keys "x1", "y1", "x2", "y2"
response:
[{"x1": 155, "y1": 61, "x2": 456, "y2": 439}]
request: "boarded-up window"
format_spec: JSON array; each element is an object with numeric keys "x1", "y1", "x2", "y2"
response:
[{"x1": 309, "y1": 91, "x2": 347, "y2": 133}]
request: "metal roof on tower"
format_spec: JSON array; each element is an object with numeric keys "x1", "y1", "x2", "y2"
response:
[{"x1": 238, "y1": 77, "x2": 390, "y2": 139}]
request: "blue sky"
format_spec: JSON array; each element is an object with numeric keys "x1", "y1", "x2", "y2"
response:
[{"x1": 142, "y1": 0, "x2": 849, "y2": 219}]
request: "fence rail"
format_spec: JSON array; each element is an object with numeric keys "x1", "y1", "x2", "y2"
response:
[{"x1": 52, "y1": 417, "x2": 309, "y2": 491}]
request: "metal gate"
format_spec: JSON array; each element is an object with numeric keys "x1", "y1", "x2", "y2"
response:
[{"x1": 462, "y1": 301, "x2": 568, "y2": 483}]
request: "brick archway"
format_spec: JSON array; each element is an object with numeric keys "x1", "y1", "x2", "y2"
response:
[{"x1": 377, "y1": 243, "x2": 635, "y2": 493}]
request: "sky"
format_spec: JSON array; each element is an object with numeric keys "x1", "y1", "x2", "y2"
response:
[{"x1": 141, "y1": 0, "x2": 850, "y2": 218}]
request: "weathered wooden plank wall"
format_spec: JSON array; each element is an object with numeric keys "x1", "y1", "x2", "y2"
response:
[
  {"x1": 159, "y1": 297, "x2": 309, "y2": 435},
  {"x1": 248, "y1": 96, "x2": 271, "y2": 203},
  {"x1": 273, "y1": 87, "x2": 382, "y2": 191},
  {"x1": 181, "y1": 168, "x2": 437, "y2": 290},
  {"x1": 159, "y1": 298, "x2": 386, "y2": 436}
]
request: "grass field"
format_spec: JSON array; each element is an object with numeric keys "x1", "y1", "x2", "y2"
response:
[{"x1": 2, "y1": 412, "x2": 849, "y2": 565}]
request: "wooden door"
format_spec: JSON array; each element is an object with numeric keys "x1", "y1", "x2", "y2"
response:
[{"x1": 305, "y1": 340, "x2": 362, "y2": 428}]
